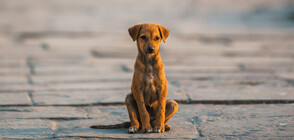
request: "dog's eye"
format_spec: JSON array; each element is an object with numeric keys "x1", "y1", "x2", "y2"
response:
[
  {"x1": 155, "y1": 36, "x2": 160, "y2": 41},
  {"x1": 140, "y1": 35, "x2": 146, "y2": 40}
]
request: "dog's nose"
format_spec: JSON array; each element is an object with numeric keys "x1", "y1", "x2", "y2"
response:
[{"x1": 147, "y1": 47, "x2": 154, "y2": 53}]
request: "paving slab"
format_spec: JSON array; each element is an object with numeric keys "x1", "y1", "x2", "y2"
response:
[
  {"x1": 33, "y1": 90, "x2": 130, "y2": 105},
  {"x1": 187, "y1": 86, "x2": 294, "y2": 102},
  {"x1": 30, "y1": 57, "x2": 134, "y2": 67},
  {"x1": 0, "y1": 46, "x2": 46, "y2": 59},
  {"x1": 166, "y1": 72, "x2": 277, "y2": 81},
  {"x1": 24, "y1": 34, "x2": 132, "y2": 52},
  {"x1": 32, "y1": 81, "x2": 131, "y2": 92},
  {"x1": 34, "y1": 65, "x2": 131, "y2": 75},
  {"x1": 175, "y1": 79, "x2": 290, "y2": 88},
  {"x1": 0, "y1": 67, "x2": 29, "y2": 75},
  {"x1": 0, "y1": 75, "x2": 28, "y2": 85},
  {"x1": 167, "y1": 83, "x2": 189, "y2": 101},
  {"x1": 165, "y1": 56, "x2": 294, "y2": 66},
  {"x1": 0, "y1": 84, "x2": 34, "y2": 93},
  {"x1": 165, "y1": 65, "x2": 240, "y2": 73},
  {"x1": 83, "y1": 105, "x2": 129, "y2": 119},
  {"x1": 197, "y1": 116, "x2": 294, "y2": 138},
  {"x1": 177, "y1": 104, "x2": 294, "y2": 138},
  {"x1": 0, "y1": 92, "x2": 32, "y2": 106},
  {"x1": 0, "y1": 106, "x2": 88, "y2": 119},
  {"x1": 0, "y1": 59, "x2": 27, "y2": 67},
  {"x1": 32, "y1": 84, "x2": 188, "y2": 106},
  {"x1": 0, "y1": 119, "x2": 55, "y2": 139},
  {"x1": 31, "y1": 73, "x2": 132, "y2": 84}
]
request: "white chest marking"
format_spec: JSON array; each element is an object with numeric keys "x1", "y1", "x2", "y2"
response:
[{"x1": 146, "y1": 75, "x2": 154, "y2": 83}]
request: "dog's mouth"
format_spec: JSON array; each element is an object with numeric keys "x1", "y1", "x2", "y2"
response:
[
  {"x1": 146, "y1": 51, "x2": 156, "y2": 55},
  {"x1": 146, "y1": 51, "x2": 154, "y2": 55}
]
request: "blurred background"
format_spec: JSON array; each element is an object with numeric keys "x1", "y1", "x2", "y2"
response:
[
  {"x1": 1, "y1": 0, "x2": 294, "y2": 33},
  {"x1": 0, "y1": 0, "x2": 294, "y2": 106}
]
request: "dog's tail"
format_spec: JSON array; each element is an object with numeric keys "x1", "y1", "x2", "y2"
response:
[{"x1": 90, "y1": 122, "x2": 131, "y2": 129}]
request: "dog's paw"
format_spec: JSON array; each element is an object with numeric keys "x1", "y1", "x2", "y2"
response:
[
  {"x1": 142, "y1": 126, "x2": 153, "y2": 133},
  {"x1": 165, "y1": 125, "x2": 171, "y2": 131},
  {"x1": 128, "y1": 126, "x2": 138, "y2": 134},
  {"x1": 153, "y1": 126, "x2": 165, "y2": 133}
]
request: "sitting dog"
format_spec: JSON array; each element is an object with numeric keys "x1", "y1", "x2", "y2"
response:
[{"x1": 125, "y1": 23, "x2": 178, "y2": 133}]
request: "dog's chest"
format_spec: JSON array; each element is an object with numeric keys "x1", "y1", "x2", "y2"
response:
[{"x1": 143, "y1": 65, "x2": 158, "y2": 105}]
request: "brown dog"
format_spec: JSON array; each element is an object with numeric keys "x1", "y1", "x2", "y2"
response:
[{"x1": 125, "y1": 23, "x2": 178, "y2": 133}]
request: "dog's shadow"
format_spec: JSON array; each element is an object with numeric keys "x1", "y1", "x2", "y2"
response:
[
  {"x1": 88, "y1": 128, "x2": 127, "y2": 134},
  {"x1": 88, "y1": 128, "x2": 171, "y2": 134}
]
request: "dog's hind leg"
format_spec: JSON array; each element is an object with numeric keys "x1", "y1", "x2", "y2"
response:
[
  {"x1": 125, "y1": 93, "x2": 140, "y2": 133},
  {"x1": 164, "y1": 100, "x2": 178, "y2": 131}
]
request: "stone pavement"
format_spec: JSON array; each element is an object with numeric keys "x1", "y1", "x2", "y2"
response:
[{"x1": 1, "y1": 0, "x2": 294, "y2": 139}]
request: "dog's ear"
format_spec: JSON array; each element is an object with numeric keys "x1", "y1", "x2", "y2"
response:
[
  {"x1": 128, "y1": 24, "x2": 142, "y2": 42},
  {"x1": 158, "y1": 25, "x2": 169, "y2": 43}
]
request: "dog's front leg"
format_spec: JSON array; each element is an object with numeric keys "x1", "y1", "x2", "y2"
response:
[
  {"x1": 153, "y1": 86, "x2": 167, "y2": 133},
  {"x1": 133, "y1": 90, "x2": 153, "y2": 133}
]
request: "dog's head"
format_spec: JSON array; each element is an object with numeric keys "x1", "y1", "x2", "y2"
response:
[{"x1": 128, "y1": 23, "x2": 169, "y2": 56}]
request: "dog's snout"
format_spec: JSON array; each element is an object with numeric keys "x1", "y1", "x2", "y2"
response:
[{"x1": 147, "y1": 46, "x2": 154, "y2": 53}]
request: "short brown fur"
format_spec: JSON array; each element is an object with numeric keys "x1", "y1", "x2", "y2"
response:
[{"x1": 125, "y1": 23, "x2": 178, "y2": 133}]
